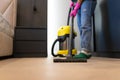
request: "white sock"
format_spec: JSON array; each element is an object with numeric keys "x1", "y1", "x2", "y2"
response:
[{"x1": 81, "y1": 50, "x2": 91, "y2": 55}]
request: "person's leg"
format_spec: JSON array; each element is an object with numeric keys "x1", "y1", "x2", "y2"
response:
[
  {"x1": 74, "y1": 0, "x2": 97, "y2": 59},
  {"x1": 77, "y1": 6, "x2": 81, "y2": 39}
]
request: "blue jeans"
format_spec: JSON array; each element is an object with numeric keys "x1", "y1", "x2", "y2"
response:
[{"x1": 77, "y1": 0, "x2": 97, "y2": 52}]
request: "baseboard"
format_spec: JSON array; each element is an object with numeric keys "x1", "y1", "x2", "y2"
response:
[
  {"x1": 0, "y1": 55, "x2": 14, "y2": 60},
  {"x1": 78, "y1": 50, "x2": 120, "y2": 58},
  {"x1": 13, "y1": 52, "x2": 47, "y2": 58},
  {"x1": 92, "y1": 52, "x2": 120, "y2": 58}
]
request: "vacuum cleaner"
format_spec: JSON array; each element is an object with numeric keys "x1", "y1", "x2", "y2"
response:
[{"x1": 51, "y1": 7, "x2": 87, "y2": 63}]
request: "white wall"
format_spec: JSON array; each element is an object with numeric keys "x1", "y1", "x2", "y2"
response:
[{"x1": 47, "y1": 0, "x2": 80, "y2": 57}]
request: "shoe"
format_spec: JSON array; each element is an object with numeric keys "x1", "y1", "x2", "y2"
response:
[{"x1": 73, "y1": 52, "x2": 92, "y2": 59}]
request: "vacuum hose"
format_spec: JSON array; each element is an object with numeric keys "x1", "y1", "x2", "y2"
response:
[{"x1": 51, "y1": 38, "x2": 60, "y2": 57}]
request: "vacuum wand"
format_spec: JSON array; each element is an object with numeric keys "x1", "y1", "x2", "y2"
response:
[
  {"x1": 67, "y1": 7, "x2": 74, "y2": 58},
  {"x1": 67, "y1": 18, "x2": 74, "y2": 58}
]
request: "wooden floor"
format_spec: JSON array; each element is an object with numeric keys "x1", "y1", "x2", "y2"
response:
[{"x1": 0, "y1": 57, "x2": 120, "y2": 80}]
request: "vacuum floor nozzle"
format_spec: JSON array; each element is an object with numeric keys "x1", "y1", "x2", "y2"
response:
[{"x1": 53, "y1": 58, "x2": 87, "y2": 63}]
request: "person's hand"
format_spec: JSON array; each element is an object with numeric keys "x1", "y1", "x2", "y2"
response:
[
  {"x1": 70, "y1": 2, "x2": 81, "y2": 17},
  {"x1": 70, "y1": 9, "x2": 78, "y2": 17},
  {"x1": 70, "y1": 1, "x2": 74, "y2": 8}
]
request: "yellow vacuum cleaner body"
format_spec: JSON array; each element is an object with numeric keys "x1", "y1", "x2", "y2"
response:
[{"x1": 51, "y1": 25, "x2": 77, "y2": 57}]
